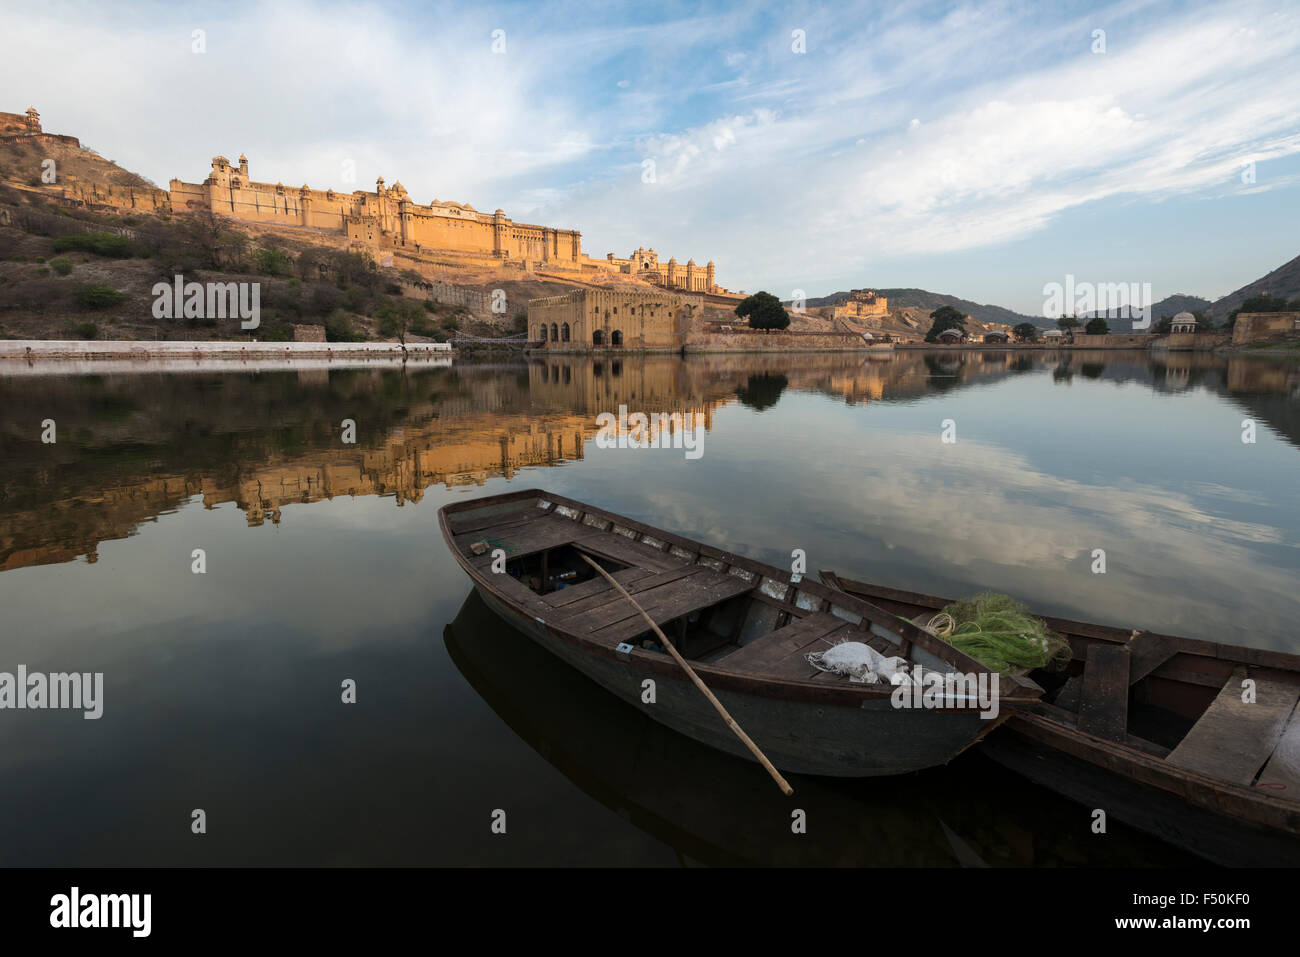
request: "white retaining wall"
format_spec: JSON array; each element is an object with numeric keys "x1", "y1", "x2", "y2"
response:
[{"x1": 0, "y1": 339, "x2": 453, "y2": 360}]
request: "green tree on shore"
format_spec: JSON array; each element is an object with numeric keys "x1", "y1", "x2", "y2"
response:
[
  {"x1": 1012, "y1": 322, "x2": 1039, "y2": 342},
  {"x1": 924, "y1": 305, "x2": 967, "y2": 342},
  {"x1": 735, "y1": 291, "x2": 790, "y2": 332},
  {"x1": 375, "y1": 298, "x2": 423, "y2": 345}
]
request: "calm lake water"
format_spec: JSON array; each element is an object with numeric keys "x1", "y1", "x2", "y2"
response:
[{"x1": 2, "y1": 349, "x2": 1297, "y2": 866}]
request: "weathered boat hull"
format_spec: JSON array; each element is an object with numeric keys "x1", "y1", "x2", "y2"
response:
[
  {"x1": 983, "y1": 721, "x2": 1300, "y2": 867},
  {"x1": 473, "y1": 584, "x2": 1004, "y2": 777}
]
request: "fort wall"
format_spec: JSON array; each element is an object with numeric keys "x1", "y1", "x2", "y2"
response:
[{"x1": 1232, "y1": 312, "x2": 1300, "y2": 345}]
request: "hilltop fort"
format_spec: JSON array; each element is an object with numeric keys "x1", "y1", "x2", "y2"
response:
[{"x1": 2, "y1": 108, "x2": 730, "y2": 298}]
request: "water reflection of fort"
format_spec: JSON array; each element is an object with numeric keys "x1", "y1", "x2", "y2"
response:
[{"x1": 1, "y1": 352, "x2": 1297, "y2": 574}]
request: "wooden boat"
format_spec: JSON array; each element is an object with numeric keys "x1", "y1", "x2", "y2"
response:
[
  {"x1": 438, "y1": 489, "x2": 1041, "y2": 778},
  {"x1": 444, "y1": 586, "x2": 1195, "y2": 866},
  {"x1": 820, "y1": 570, "x2": 1300, "y2": 866}
]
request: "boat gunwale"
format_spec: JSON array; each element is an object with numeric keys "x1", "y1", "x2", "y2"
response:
[{"x1": 438, "y1": 489, "x2": 1041, "y2": 711}]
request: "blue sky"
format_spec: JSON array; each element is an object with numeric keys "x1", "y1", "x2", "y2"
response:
[{"x1": 4, "y1": 0, "x2": 1299, "y2": 313}]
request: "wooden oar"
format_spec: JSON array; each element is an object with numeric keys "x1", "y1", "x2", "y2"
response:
[{"x1": 580, "y1": 554, "x2": 794, "y2": 796}]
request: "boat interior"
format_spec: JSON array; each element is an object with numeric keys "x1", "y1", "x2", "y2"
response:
[
  {"x1": 819, "y1": 571, "x2": 1300, "y2": 796},
  {"x1": 442, "y1": 493, "x2": 973, "y2": 684}
]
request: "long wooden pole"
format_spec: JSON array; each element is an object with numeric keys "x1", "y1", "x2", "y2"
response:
[{"x1": 580, "y1": 554, "x2": 794, "y2": 796}]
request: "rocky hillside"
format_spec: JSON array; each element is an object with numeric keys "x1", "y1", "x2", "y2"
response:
[
  {"x1": 804, "y1": 287, "x2": 1042, "y2": 329},
  {"x1": 1208, "y1": 253, "x2": 1300, "y2": 320},
  {"x1": 0, "y1": 132, "x2": 155, "y2": 190}
]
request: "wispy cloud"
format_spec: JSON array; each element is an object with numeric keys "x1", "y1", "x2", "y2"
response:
[{"x1": 2, "y1": 0, "x2": 1297, "y2": 306}]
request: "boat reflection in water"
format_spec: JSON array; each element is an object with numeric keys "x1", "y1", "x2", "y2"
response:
[{"x1": 444, "y1": 588, "x2": 1197, "y2": 867}]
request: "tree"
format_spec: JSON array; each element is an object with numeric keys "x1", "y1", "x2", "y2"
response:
[
  {"x1": 1084, "y1": 316, "x2": 1109, "y2": 335},
  {"x1": 735, "y1": 291, "x2": 790, "y2": 332},
  {"x1": 1012, "y1": 322, "x2": 1039, "y2": 343},
  {"x1": 253, "y1": 246, "x2": 294, "y2": 277},
  {"x1": 375, "y1": 298, "x2": 422, "y2": 345},
  {"x1": 75, "y1": 283, "x2": 127, "y2": 310},
  {"x1": 924, "y1": 305, "x2": 967, "y2": 342},
  {"x1": 1057, "y1": 315, "x2": 1082, "y2": 331},
  {"x1": 324, "y1": 308, "x2": 365, "y2": 342}
]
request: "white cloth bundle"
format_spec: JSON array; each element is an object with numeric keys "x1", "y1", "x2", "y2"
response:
[{"x1": 806, "y1": 641, "x2": 912, "y2": 685}]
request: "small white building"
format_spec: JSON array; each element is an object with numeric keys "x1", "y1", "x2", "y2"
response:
[{"x1": 1170, "y1": 311, "x2": 1198, "y2": 334}]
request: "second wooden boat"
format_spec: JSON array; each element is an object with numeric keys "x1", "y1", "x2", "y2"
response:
[
  {"x1": 820, "y1": 569, "x2": 1300, "y2": 866},
  {"x1": 438, "y1": 489, "x2": 1041, "y2": 778}
]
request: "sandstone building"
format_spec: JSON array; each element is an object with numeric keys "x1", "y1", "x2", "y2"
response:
[
  {"x1": 166, "y1": 155, "x2": 731, "y2": 292},
  {"x1": 167, "y1": 155, "x2": 585, "y2": 269},
  {"x1": 528, "y1": 289, "x2": 694, "y2": 352},
  {"x1": 599, "y1": 247, "x2": 719, "y2": 294},
  {"x1": 0, "y1": 107, "x2": 42, "y2": 134},
  {"x1": 832, "y1": 289, "x2": 889, "y2": 323}
]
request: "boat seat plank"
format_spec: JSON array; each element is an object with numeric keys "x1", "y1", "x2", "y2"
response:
[
  {"x1": 570, "y1": 569, "x2": 720, "y2": 633},
  {"x1": 1257, "y1": 707, "x2": 1300, "y2": 800},
  {"x1": 716, "y1": 613, "x2": 847, "y2": 673},
  {"x1": 542, "y1": 566, "x2": 654, "y2": 607},
  {"x1": 571, "y1": 528, "x2": 686, "y2": 573},
  {"x1": 1126, "y1": 631, "x2": 1180, "y2": 685},
  {"x1": 584, "y1": 572, "x2": 756, "y2": 646},
  {"x1": 465, "y1": 514, "x2": 584, "y2": 565},
  {"x1": 1053, "y1": 675, "x2": 1082, "y2": 712},
  {"x1": 482, "y1": 568, "x2": 558, "y2": 620},
  {"x1": 1076, "y1": 644, "x2": 1131, "y2": 742},
  {"x1": 769, "y1": 624, "x2": 861, "y2": 680},
  {"x1": 446, "y1": 503, "x2": 548, "y2": 536},
  {"x1": 1167, "y1": 667, "x2": 1300, "y2": 786},
  {"x1": 550, "y1": 564, "x2": 704, "y2": 618},
  {"x1": 586, "y1": 569, "x2": 753, "y2": 639}
]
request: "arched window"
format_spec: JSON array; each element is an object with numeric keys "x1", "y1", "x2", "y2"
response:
[
  {"x1": 593, "y1": 330, "x2": 604, "y2": 346},
  {"x1": 551, "y1": 323, "x2": 559, "y2": 343},
  {"x1": 611, "y1": 330, "x2": 623, "y2": 347},
  {"x1": 539, "y1": 325, "x2": 547, "y2": 342},
  {"x1": 561, "y1": 323, "x2": 570, "y2": 342}
]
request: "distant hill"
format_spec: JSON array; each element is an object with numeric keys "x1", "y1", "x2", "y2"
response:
[
  {"x1": 1207, "y1": 253, "x2": 1300, "y2": 319},
  {"x1": 1078, "y1": 293, "x2": 1211, "y2": 324},
  {"x1": 1146, "y1": 294, "x2": 1212, "y2": 321},
  {"x1": 803, "y1": 288, "x2": 1043, "y2": 328},
  {"x1": 1068, "y1": 257, "x2": 1300, "y2": 324},
  {"x1": 804, "y1": 257, "x2": 1300, "y2": 331}
]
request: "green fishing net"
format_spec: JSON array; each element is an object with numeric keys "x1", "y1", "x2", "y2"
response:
[{"x1": 930, "y1": 592, "x2": 1072, "y2": 674}]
